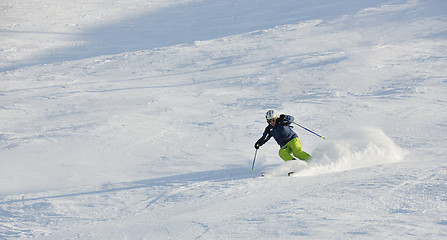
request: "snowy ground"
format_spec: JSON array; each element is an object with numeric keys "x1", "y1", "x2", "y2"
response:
[{"x1": 1, "y1": 0, "x2": 447, "y2": 239}]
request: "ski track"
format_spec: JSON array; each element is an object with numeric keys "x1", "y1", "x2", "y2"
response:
[{"x1": 1, "y1": 164, "x2": 446, "y2": 239}]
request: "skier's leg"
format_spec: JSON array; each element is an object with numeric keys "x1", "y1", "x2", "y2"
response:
[
  {"x1": 295, "y1": 150, "x2": 311, "y2": 161},
  {"x1": 290, "y1": 138, "x2": 311, "y2": 161},
  {"x1": 279, "y1": 146, "x2": 295, "y2": 161}
]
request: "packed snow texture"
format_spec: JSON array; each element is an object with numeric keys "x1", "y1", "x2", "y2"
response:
[{"x1": 0, "y1": 0, "x2": 446, "y2": 239}]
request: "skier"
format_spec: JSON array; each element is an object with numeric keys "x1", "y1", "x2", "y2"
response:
[{"x1": 254, "y1": 110, "x2": 311, "y2": 162}]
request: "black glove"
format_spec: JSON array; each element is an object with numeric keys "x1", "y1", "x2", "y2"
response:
[
  {"x1": 279, "y1": 114, "x2": 285, "y2": 122},
  {"x1": 254, "y1": 141, "x2": 260, "y2": 149}
]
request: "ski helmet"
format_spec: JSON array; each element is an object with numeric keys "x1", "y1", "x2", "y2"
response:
[{"x1": 265, "y1": 110, "x2": 278, "y2": 120}]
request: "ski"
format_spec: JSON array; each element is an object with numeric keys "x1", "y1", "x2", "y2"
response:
[{"x1": 260, "y1": 171, "x2": 295, "y2": 177}]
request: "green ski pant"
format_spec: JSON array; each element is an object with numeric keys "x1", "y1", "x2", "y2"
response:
[{"x1": 279, "y1": 137, "x2": 311, "y2": 161}]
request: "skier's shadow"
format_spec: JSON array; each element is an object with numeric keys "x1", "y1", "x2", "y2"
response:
[{"x1": 0, "y1": 167, "x2": 256, "y2": 205}]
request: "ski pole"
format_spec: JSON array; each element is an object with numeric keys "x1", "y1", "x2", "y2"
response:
[
  {"x1": 292, "y1": 121, "x2": 325, "y2": 139},
  {"x1": 251, "y1": 149, "x2": 258, "y2": 170}
]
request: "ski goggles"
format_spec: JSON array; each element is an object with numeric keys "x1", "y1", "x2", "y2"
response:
[{"x1": 267, "y1": 118, "x2": 277, "y2": 123}]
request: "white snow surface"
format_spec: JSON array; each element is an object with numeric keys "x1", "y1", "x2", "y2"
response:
[{"x1": 1, "y1": 0, "x2": 447, "y2": 239}]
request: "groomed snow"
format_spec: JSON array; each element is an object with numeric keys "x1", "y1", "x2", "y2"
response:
[{"x1": 1, "y1": 0, "x2": 446, "y2": 239}]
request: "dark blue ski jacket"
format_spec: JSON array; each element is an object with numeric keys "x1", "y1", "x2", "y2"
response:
[{"x1": 256, "y1": 114, "x2": 298, "y2": 148}]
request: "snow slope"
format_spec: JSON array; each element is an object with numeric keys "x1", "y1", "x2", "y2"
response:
[{"x1": 1, "y1": 0, "x2": 446, "y2": 239}]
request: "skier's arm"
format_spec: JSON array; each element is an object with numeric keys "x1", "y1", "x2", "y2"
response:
[
  {"x1": 279, "y1": 114, "x2": 294, "y2": 125},
  {"x1": 255, "y1": 127, "x2": 272, "y2": 149}
]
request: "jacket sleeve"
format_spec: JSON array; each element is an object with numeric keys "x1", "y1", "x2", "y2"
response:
[
  {"x1": 279, "y1": 114, "x2": 294, "y2": 125},
  {"x1": 256, "y1": 126, "x2": 272, "y2": 147}
]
